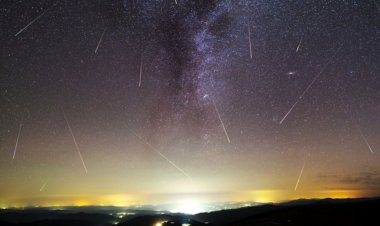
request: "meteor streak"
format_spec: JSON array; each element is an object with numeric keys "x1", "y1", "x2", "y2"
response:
[
  {"x1": 359, "y1": 130, "x2": 375, "y2": 153},
  {"x1": 296, "y1": 35, "x2": 303, "y2": 52},
  {"x1": 280, "y1": 46, "x2": 341, "y2": 124},
  {"x1": 125, "y1": 123, "x2": 192, "y2": 180},
  {"x1": 95, "y1": 28, "x2": 106, "y2": 54},
  {"x1": 212, "y1": 100, "x2": 231, "y2": 143},
  {"x1": 279, "y1": 100, "x2": 300, "y2": 125},
  {"x1": 374, "y1": 0, "x2": 380, "y2": 11},
  {"x1": 62, "y1": 109, "x2": 88, "y2": 174},
  {"x1": 294, "y1": 160, "x2": 306, "y2": 191},
  {"x1": 12, "y1": 123, "x2": 23, "y2": 160},
  {"x1": 39, "y1": 182, "x2": 47, "y2": 192},
  {"x1": 139, "y1": 55, "x2": 143, "y2": 87},
  {"x1": 248, "y1": 26, "x2": 253, "y2": 59},
  {"x1": 15, "y1": 6, "x2": 52, "y2": 36}
]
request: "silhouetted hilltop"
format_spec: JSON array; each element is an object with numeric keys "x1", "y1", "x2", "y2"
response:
[
  {"x1": 193, "y1": 197, "x2": 380, "y2": 225},
  {"x1": 0, "y1": 198, "x2": 379, "y2": 226},
  {"x1": 194, "y1": 204, "x2": 284, "y2": 225},
  {"x1": 0, "y1": 209, "x2": 116, "y2": 226},
  {"x1": 224, "y1": 198, "x2": 380, "y2": 226}
]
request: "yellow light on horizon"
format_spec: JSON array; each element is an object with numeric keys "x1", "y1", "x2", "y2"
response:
[
  {"x1": 74, "y1": 200, "x2": 90, "y2": 206},
  {"x1": 171, "y1": 199, "x2": 205, "y2": 214},
  {"x1": 235, "y1": 189, "x2": 368, "y2": 203},
  {"x1": 155, "y1": 221, "x2": 166, "y2": 226},
  {"x1": 2, "y1": 189, "x2": 377, "y2": 208}
]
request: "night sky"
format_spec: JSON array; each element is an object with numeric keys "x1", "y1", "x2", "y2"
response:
[{"x1": 1, "y1": 0, "x2": 380, "y2": 210}]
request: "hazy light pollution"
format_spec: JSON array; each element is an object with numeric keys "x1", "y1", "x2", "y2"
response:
[{"x1": 0, "y1": 0, "x2": 379, "y2": 209}]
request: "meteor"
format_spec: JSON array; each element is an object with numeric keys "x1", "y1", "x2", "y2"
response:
[
  {"x1": 139, "y1": 55, "x2": 143, "y2": 87},
  {"x1": 62, "y1": 109, "x2": 88, "y2": 174},
  {"x1": 359, "y1": 130, "x2": 375, "y2": 154},
  {"x1": 279, "y1": 99, "x2": 300, "y2": 125},
  {"x1": 39, "y1": 182, "x2": 47, "y2": 192},
  {"x1": 212, "y1": 100, "x2": 231, "y2": 143},
  {"x1": 95, "y1": 28, "x2": 106, "y2": 54},
  {"x1": 12, "y1": 123, "x2": 23, "y2": 160},
  {"x1": 15, "y1": 6, "x2": 53, "y2": 36},
  {"x1": 374, "y1": 0, "x2": 380, "y2": 11},
  {"x1": 296, "y1": 35, "x2": 303, "y2": 52},
  {"x1": 294, "y1": 160, "x2": 306, "y2": 191},
  {"x1": 248, "y1": 26, "x2": 253, "y2": 59},
  {"x1": 279, "y1": 46, "x2": 341, "y2": 124},
  {"x1": 125, "y1": 123, "x2": 192, "y2": 180}
]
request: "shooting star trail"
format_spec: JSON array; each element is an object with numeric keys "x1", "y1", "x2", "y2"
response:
[
  {"x1": 279, "y1": 46, "x2": 341, "y2": 124},
  {"x1": 294, "y1": 160, "x2": 306, "y2": 191},
  {"x1": 212, "y1": 100, "x2": 231, "y2": 143},
  {"x1": 62, "y1": 109, "x2": 88, "y2": 174},
  {"x1": 15, "y1": 6, "x2": 52, "y2": 37},
  {"x1": 125, "y1": 123, "x2": 192, "y2": 180},
  {"x1": 95, "y1": 28, "x2": 106, "y2": 54},
  {"x1": 248, "y1": 26, "x2": 253, "y2": 59},
  {"x1": 12, "y1": 123, "x2": 23, "y2": 160},
  {"x1": 374, "y1": 0, "x2": 380, "y2": 11},
  {"x1": 359, "y1": 130, "x2": 375, "y2": 153},
  {"x1": 138, "y1": 55, "x2": 143, "y2": 87},
  {"x1": 279, "y1": 99, "x2": 300, "y2": 125},
  {"x1": 39, "y1": 182, "x2": 47, "y2": 192},
  {"x1": 296, "y1": 35, "x2": 303, "y2": 52}
]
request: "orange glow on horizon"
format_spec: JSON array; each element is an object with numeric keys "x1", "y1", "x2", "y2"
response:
[
  {"x1": 0, "y1": 189, "x2": 378, "y2": 209},
  {"x1": 236, "y1": 189, "x2": 370, "y2": 203}
]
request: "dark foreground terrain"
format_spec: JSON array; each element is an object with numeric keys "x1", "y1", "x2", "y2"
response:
[{"x1": 1, "y1": 198, "x2": 379, "y2": 226}]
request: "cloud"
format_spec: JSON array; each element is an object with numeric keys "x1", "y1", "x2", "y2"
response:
[
  {"x1": 340, "y1": 172, "x2": 380, "y2": 186},
  {"x1": 316, "y1": 173, "x2": 340, "y2": 180},
  {"x1": 317, "y1": 171, "x2": 380, "y2": 187}
]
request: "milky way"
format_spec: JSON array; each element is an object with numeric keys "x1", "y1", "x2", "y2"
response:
[{"x1": 128, "y1": 1, "x2": 248, "y2": 145}]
